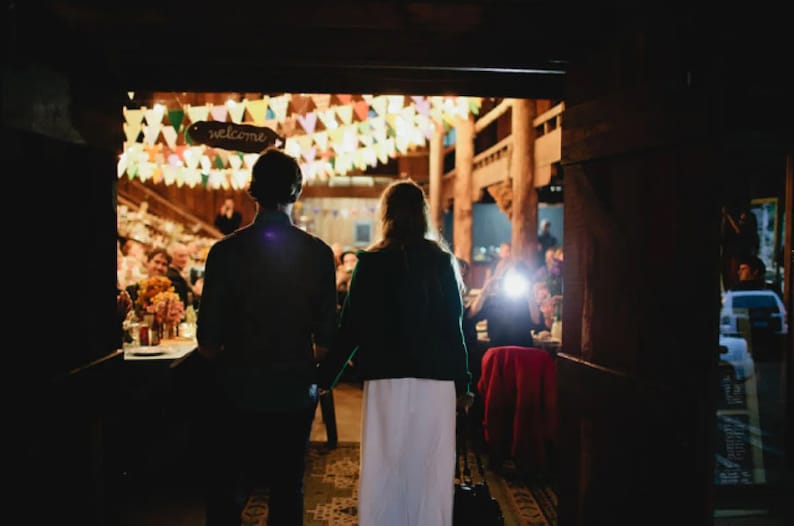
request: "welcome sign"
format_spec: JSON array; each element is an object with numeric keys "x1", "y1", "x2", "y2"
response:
[{"x1": 186, "y1": 121, "x2": 284, "y2": 153}]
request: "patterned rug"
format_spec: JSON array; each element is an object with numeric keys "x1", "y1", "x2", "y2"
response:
[{"x1": 242, "y1": 442, "x2": 556, "y2": 526}]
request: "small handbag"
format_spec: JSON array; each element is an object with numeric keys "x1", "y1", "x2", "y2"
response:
[{"x1": 453, "y1": 410, "x2": 504, "y2": 526}]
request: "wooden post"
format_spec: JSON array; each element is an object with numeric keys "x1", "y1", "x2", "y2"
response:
[
  {"x1": 453, "y1": 115, "x2": 474, "y2": 262},
  {"x1": 510, "y1": 99, "x2": 538, "y2": 266},
  {"x1": 429, "y1": 122, "x2": 445, "y2": 236}
]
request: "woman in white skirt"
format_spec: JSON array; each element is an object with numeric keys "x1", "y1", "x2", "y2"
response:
[{"x1": 318, "y1": 179, "x2": 473, "y2": 526}]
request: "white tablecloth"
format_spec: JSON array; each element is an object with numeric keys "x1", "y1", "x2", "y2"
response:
[{"x1": 122, "y1": 339, "x2": 196, "y2": 361}]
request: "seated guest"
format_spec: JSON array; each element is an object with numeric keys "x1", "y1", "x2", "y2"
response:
[
  {"x1": 467, "y1": 259, "x2": 534, "y2": 348},
  {"x1": 126, "y1": 247, "x2": 172, "y2": 306},
  {"x1": 529, "y1": 281, "x2": 552, "y2": 333},
  {"x1": 166, "y1": 242, "x2": 194, "y2": 309}
]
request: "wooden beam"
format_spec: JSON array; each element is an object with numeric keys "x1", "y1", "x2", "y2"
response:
[{"x1": 474, "y1": 98, "x2": 513, "y2": 133}]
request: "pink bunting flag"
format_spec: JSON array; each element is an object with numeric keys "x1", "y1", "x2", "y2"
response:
[
  {"x1": 297, "y1": 112, "x2": 318, "y2": 134},
  {"x1": 209, "y1": 105, "x2": 228, "y2": 122},
  {"x1": 413, "y1": 97, "x2": 431, "y2": 117}
]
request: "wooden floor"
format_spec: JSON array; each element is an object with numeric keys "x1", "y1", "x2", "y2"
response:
[{"x1": 310, "y1": 381, "x2": 363, "y2": 444}]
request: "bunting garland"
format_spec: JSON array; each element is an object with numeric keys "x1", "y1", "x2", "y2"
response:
[{"x1": 119, "y1": 93, "x2": 483, "y2": 189}]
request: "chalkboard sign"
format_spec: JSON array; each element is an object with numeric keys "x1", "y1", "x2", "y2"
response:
[
  {"x1": 717, "y1": 362, "x2": 747, "y2": 411},
  {"x1": 714, "y1": 413, "x2": 753, "y2": 485},
  {"x1": 186, "y1": 121, "x2": 283, "y2": 153}
]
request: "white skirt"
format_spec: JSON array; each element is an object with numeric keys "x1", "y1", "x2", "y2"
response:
[{"x1": 358, "y1": 378, "x2": 456, "y2": 526}]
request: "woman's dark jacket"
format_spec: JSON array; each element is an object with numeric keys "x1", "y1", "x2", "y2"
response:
[{"x1": 318, "y1": 240, "x2": 472, "y2": 396}]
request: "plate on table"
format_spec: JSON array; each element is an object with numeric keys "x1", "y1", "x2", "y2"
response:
[{"x1": 130, "y1": 347, "x2": 166, "y2": 356}]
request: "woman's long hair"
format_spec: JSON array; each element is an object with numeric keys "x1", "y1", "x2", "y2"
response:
[
  {"x1": 373, "y1": 179, "x2": 429, "y2": 246},
  {"x1": 371, "y1": 179, "x2": 464, "y2": 292}
]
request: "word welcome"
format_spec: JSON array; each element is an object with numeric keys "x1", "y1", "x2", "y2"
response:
[{"x1": 187, "y1": 121, "x2": 283, "y2": 153}]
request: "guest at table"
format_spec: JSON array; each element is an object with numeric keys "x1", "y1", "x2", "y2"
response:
[
  {"x1": 125, "y1": 247, "x2": 171, "y2": 307},
  {"x1": 468, "y1": 259, "x2": 535, "y2": 349}
]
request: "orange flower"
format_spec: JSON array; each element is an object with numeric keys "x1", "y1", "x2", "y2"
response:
[{"x1": 135, "y1": 275, "x2": 174, "y2": 315}]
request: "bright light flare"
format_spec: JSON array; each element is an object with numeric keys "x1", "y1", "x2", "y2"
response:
[{"x1": 502, "y1": 270, "x2": 529, "y2": 298}]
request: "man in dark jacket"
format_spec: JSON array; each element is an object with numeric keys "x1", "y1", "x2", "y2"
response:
[{"x1": 197, "y1": 147, "x2": 338, "y2": 525}]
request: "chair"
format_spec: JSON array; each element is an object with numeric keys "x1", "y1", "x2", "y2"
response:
[{"x1": 477, "y1": 346, "x2": 557, "y2": 475}]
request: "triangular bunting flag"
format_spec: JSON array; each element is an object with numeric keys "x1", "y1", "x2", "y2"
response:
[
  {"x1": 353, "y1": 100, "x2": 370, "y2": 121},
  {"x1": 209, "y1": 105, "x2": 228, "y2": 122},
  {"x1": 123, "y1": 122, "x2": 142, "y2": 143},
  {"x1": 413, "y1": 97, "x2": 431, "y2": 117},
  {"x1": 387, "y1": 95, "x2": 405, "y2": 114},
  {"x1": 186, "y1": 104, "x2": 210, "y2": 124},
  {"x1": 371, "y1": 96, "x2": 387, "y2": 117},
  {"x1": 311, "y1": 94, "x2": 331, "y2": 112},
  {"x1": 200, "y1": 155, "x2": 212, "y2": 173},
  {"x1": 336, "y1": 94, "x2": 353, "y2": 105},
  {"x1": 317, "y1": 109, "x2": 338, "y2": 130},
  {"x1": 228, "y1": 102, "x2": 246, "y2": 124},
  {"x1": 284, "y1": 137, "x2": 301, "y2": 158},
  {"x1": 142, "y1": 123, "x2": 162, "y2": 146},
  {"x1": 162, "y1": 126, "x2": 178, "y2": 149},
  {"x1": 313, "y1": 131, "x2": 328, "y2": 152},
  {"x1": 270, "y1": 95, "x2": 289, "y2": 123},
  {"x1": 228, "y1": 153, "x2": 243, "y2": 171},
  {"x1": 301, "y1": 146, "x2": 317, "y2": 163},
  {"x1": 183, "y1": 147, "x2": 203, "y2": 169},
  {"x1": 295, "y1": 134, "x2": 313, "y2": 153},
  {"x1": 245, "y1": 98, "x2": 268, "y2": 125},
  {"x1": 297, "y1": 112, "x2": 318, "y2": 134},
  {"x1": 335, "y1": 104, "x2": 354, "y2": 125},
  {"x1": 243, "y1": 153, "x2": 260, "y2": 169},
  {"x1": 144, "y1": 106, "x2": 164, "y2": 125},
  {"x1": 167, "y1": 109, "x2": 184, "y2": 132},
  {"x1": 124, "y1": 108, "x2": 145, "y2": 126},
  {"x1": 361, "y1": 94, "x2": 374, "y2": 104}
]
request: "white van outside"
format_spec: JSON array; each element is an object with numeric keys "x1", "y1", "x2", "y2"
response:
[{"x1": 720, "y1": 289, "x2": 788, "y2": 336}]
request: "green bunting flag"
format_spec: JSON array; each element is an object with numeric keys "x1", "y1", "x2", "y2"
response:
[{"x1": 167, "y1": 109, "x2": 184, "y2": 133}]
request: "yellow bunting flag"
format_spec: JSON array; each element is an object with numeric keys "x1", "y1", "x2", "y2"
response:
[
  {"x1": 123, "y1": 122, "x2": 142, "y2": 143},
  {"x1": 335, "y1": 104, "x2": 354, "y2": 125},
  {"x1": 371, "y1": 96, "x2": 387, "y2": 117},
  {"x1": 311, "y1": 94, "x2": 332, "y2": 112},
  {"x1": 186, "y1": 104, "x2": 210, "y2": 124},
  {"x1": 313, "y1": 131, "x2": 328, "y2": 152},
  {"x1": 124, "y1": 108, "x2": 145, "y2": 126},
  {"x1": 161, "y1": 126, "x2": 178, "y2": 149},
  {"x1": 244, "y1": 97, "x2": 269, "y2": 125}
]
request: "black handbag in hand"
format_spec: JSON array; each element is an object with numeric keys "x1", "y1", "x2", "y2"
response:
[{"x1": 454, "y1": 410, "x2": 504, "y2": 526}]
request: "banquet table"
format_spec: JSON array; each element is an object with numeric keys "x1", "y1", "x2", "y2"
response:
[{"x1": 123, "y1": 338, "x2": 197, "y2": 361}]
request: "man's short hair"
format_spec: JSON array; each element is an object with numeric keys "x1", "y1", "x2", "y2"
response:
[
  {"x1": 739, "y1": 255, "x2": 766, "y2": 277},
  {"x1": 247, "y1": 147, "x2": 303, "y2": 207}
]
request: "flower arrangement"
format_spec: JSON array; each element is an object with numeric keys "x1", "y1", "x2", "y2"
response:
[
  {"x1": 134, "y1": 275, "x2": 175, "y2": 317},
  {"x1": 151, "y1": 290, "x2": 185, "y2": 326}
]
